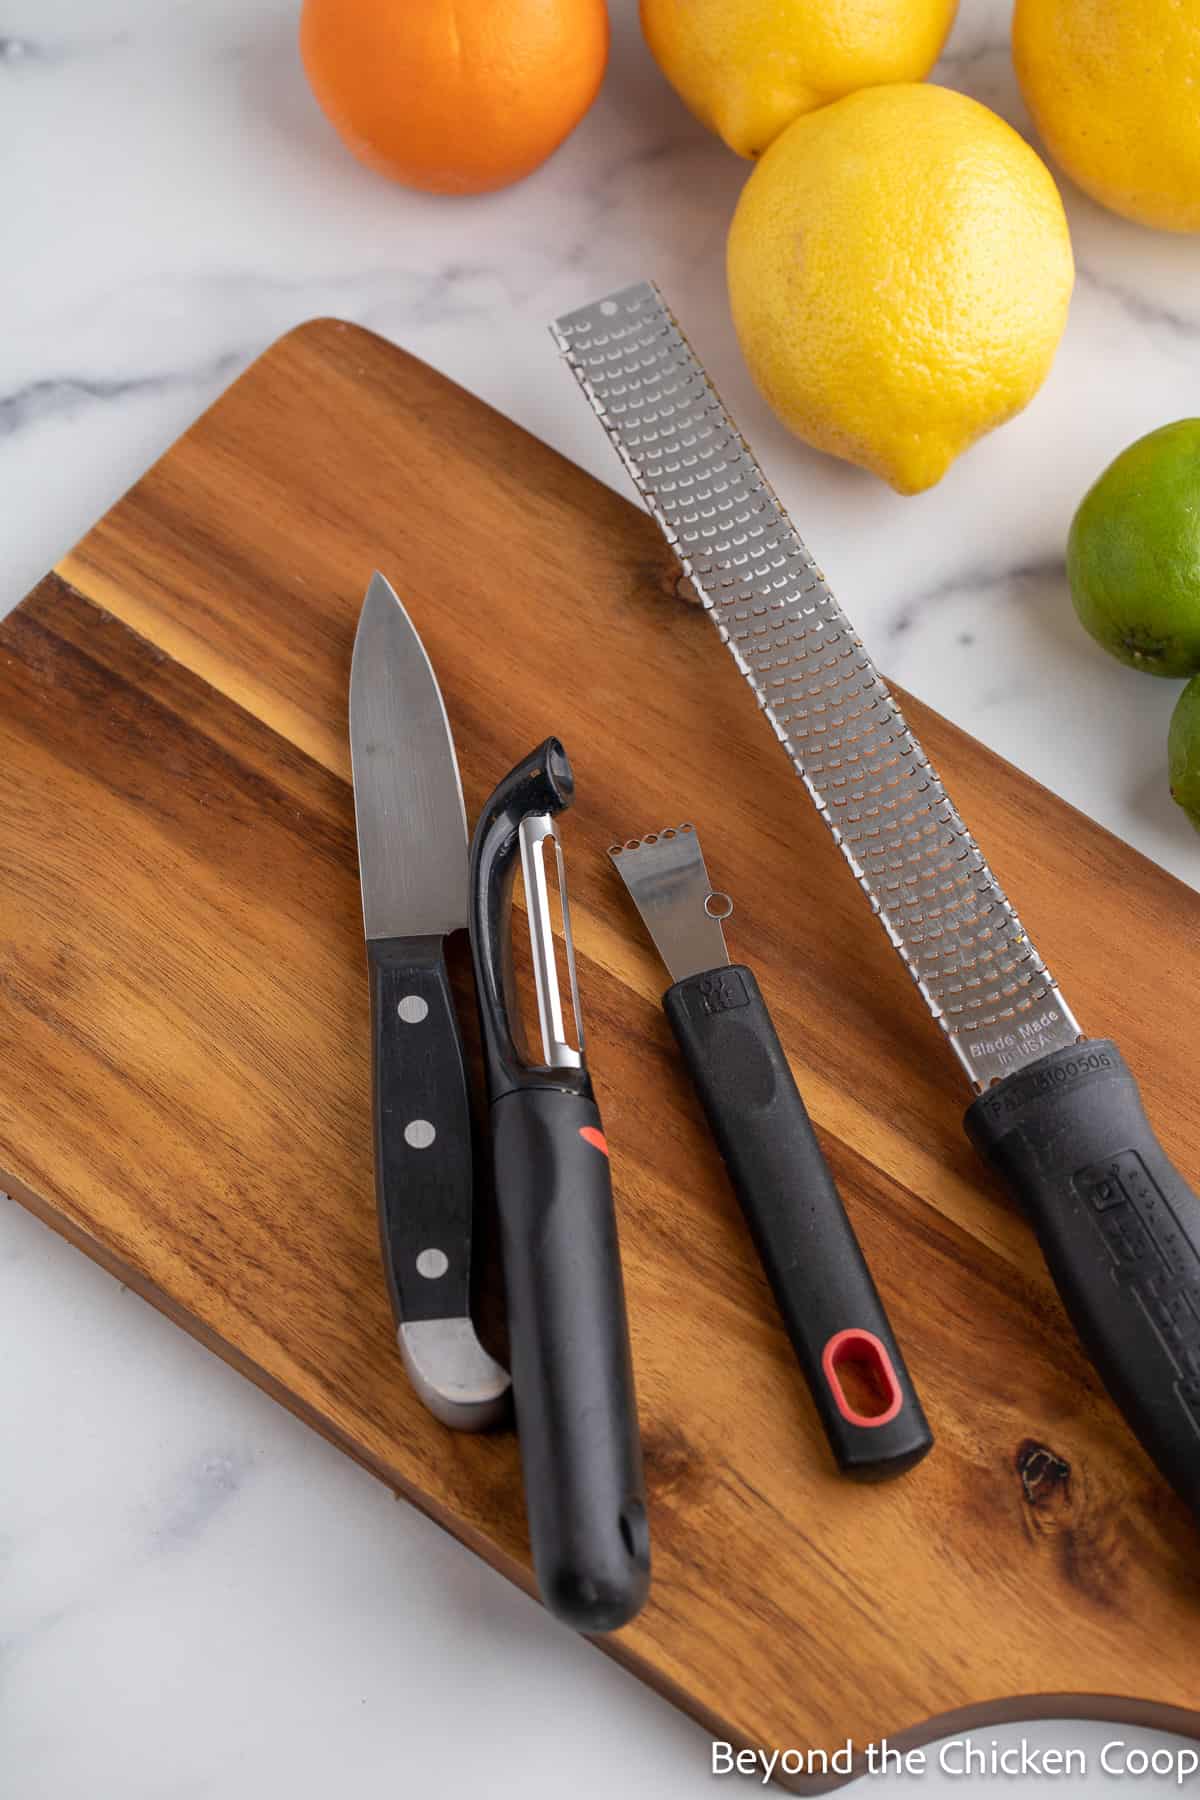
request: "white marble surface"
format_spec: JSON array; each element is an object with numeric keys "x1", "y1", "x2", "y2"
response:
[{"x1": 2, "y1": 2, "x2": 1199, "y2": 1795}]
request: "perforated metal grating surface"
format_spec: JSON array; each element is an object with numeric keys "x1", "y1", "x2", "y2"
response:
[{"x1": 552, "y1": 282, "x2": 1082, "y2": 1089}]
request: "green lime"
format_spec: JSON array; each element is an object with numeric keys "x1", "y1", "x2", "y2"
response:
[
  {"x1": 1067, "y1": 419, "x2": 1200, "y2": 677},
  {"x1": 1169, "y1": 675, "x2": 1200, "y2": 830}
]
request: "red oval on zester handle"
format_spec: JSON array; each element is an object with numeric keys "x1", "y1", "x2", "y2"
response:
[
  {"x1": 821, "y1": 1328, "x2": 904, "y2": 1429},
  {"x1": 579, "y1": 1125, "x2": 608, "y2": 1156}
]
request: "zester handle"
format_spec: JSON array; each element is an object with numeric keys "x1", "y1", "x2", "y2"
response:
[
  {"x1": 664, "y1": 965, "x2": 933, "y2": 1480},
  {"x1": 967, "y1": 1040, "x2": 1200, "y2": 1513}
]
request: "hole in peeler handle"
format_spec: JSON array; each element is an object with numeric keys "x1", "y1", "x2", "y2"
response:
[{"x1": 821, "y1": 1329, "x2": 903, "y2": 1428}]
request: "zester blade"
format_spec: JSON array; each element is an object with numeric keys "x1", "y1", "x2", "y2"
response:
[
  {"x1": 551, "y1": 281, "x2": 1082, "y2": 1091},
  {"x1": 609, "y1": 824, "x2": 732, "y2": 983}
]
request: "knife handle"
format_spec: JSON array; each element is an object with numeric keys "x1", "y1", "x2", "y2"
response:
[
  {"x1": 663, "y1": 965, "x2": 933, "y2": 1480},
  {"x1": 368, "y1": 934, "x2": 509, "y2": 1432},
  {"x1": 966, "y1": 1039, "x2": 1200, "y2": 1513},
  {"x1": 491, "y1": 1086, "x2": 650, "y2": 1633}
]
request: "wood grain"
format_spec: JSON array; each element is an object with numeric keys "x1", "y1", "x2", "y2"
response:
[{"x1": 1, "y1": 318, "x2": 1197, "y2": 1783}]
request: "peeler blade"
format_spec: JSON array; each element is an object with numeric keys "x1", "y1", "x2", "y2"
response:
[{"x1": 519, "y1": 811, "x2": 584, "y2": 1071}]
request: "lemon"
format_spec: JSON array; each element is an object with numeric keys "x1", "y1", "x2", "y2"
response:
[
  {"x1": 640, "y1": 0, "x2": 959, "y2": 158},
  {"x1": 1014, "y1": 0, "x2": 1200, "y2": 234},
  {"x1": 726, "y1": 84, "x2": 1075, "y2": 495}
]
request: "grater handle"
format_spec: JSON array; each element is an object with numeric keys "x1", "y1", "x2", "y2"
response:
[
  {"x1": 491, "y1": 1085, "x2": 650, "y2": 1632},
  {"x1": 966, "y1": 1039, "x2": 1200, "y2": 1514},
  {"x1": 664, "y1": 965, "x2": 933, "y2": 1479}
]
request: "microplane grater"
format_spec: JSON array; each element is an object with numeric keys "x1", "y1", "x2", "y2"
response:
[
  {"x1": 552, "y1": 280, "x2": 1200, "y2": 1521},
  {"x1": 551, "y1": 281, "x2": 1081, "y2": 1093}
]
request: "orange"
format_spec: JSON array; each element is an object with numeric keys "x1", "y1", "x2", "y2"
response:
[{"x1": 300, "y1": 0, "x2": 610, "y2": 196}]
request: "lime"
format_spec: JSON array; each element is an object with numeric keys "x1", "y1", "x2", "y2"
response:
[
  {"x1": 1067, "y1": 420, "x2": 1200, "y2": 677},
  {"x1": 1169, "y1": 676, "x2": 1200, "y2": 830}
]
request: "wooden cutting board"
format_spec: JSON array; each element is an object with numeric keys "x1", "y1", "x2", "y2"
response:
[{"x1": 2, "y1": 319, "x2": 1198, "y2": 1781}]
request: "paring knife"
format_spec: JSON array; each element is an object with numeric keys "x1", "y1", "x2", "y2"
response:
[
  {"x1": 610, "y1": 823, "x2": 932, "y2": 1479},
  {"x1": 469, "y1": 738, "x2": 649, "y2": 1632},
  {"x1": 349, "y1": 572, "x2": 510, "y2": 1431},
  {"x1": 553, "y1": 282, "x2": 1200, "y2": 1515}
]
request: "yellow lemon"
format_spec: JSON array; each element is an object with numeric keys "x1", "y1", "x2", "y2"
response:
[
  {"x1": 1014, "y1": 0, "x2": 1200, "y2": 233},
  {"x1": 640, "y1": 0, "x2": 959, "y2": 158},
  {"x1": 726, "y1": 84, "x2": 1075, "y2": 495}
]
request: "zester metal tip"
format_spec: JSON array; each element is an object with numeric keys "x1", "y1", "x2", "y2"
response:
[
  {"x1": 608, "y1": 822, "x2": 731, "y2": 984},
  {"x1": 608, "y1": 823, "x2": 694, "y2": 859}
]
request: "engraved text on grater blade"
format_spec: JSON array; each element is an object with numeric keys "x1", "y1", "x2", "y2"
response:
[{"x1": 551, "y1": 281, "x2": 1083, "y2": 1092}]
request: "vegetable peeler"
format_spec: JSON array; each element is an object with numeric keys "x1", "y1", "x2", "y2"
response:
[
  {"x1": 610, "y1": 822, "x2": 932, "y2": 1479},
  {"x1": 469, "y1": 738, "x2": 650, "y2": 1632}
]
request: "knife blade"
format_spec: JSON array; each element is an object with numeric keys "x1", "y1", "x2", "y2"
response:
[
  {"x1": 350, "y1": 572, "x2": 510, "y2": 1430},
  {"x1": 552, "y1": 282, "x2": 1200, "y2": 1515}
]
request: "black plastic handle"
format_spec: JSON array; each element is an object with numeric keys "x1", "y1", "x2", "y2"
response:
[
  {"x1": 490, "y1": 1085, "x2": 650, "y2": 1632},
  {"x1": 966, "y1": 1039, "x2": 1200, "y2": 1513},
  {"x1": 664, "y1": 965, "x2": 932, "y2": 1480},
  {"x1": 368, "y1": 934, "x2": 508, "y2": 1431}
]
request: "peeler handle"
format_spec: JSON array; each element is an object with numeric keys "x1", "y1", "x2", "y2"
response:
[
  {"x1": 491, "y1": 1085, "x2": 650, "y2": 1632},
  {"x1": 663, "y1": 965, "x2": 933, "y2": 1479},
  {"x1": 966, "y1": 1039, "x2": 1200, "y2": 1514}
]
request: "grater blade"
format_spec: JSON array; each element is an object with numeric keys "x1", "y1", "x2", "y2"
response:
[
  {"x1": 552, "y1": 281, "x2": 1083, "y2": 1091},
  {"x1": 609, "y1": 823, "x2": 732, "y2": 983}
]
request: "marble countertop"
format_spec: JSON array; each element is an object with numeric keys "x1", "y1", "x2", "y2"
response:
[{"x1": 3, "y1": 2, "x2": 1197, "y2": 1795}]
